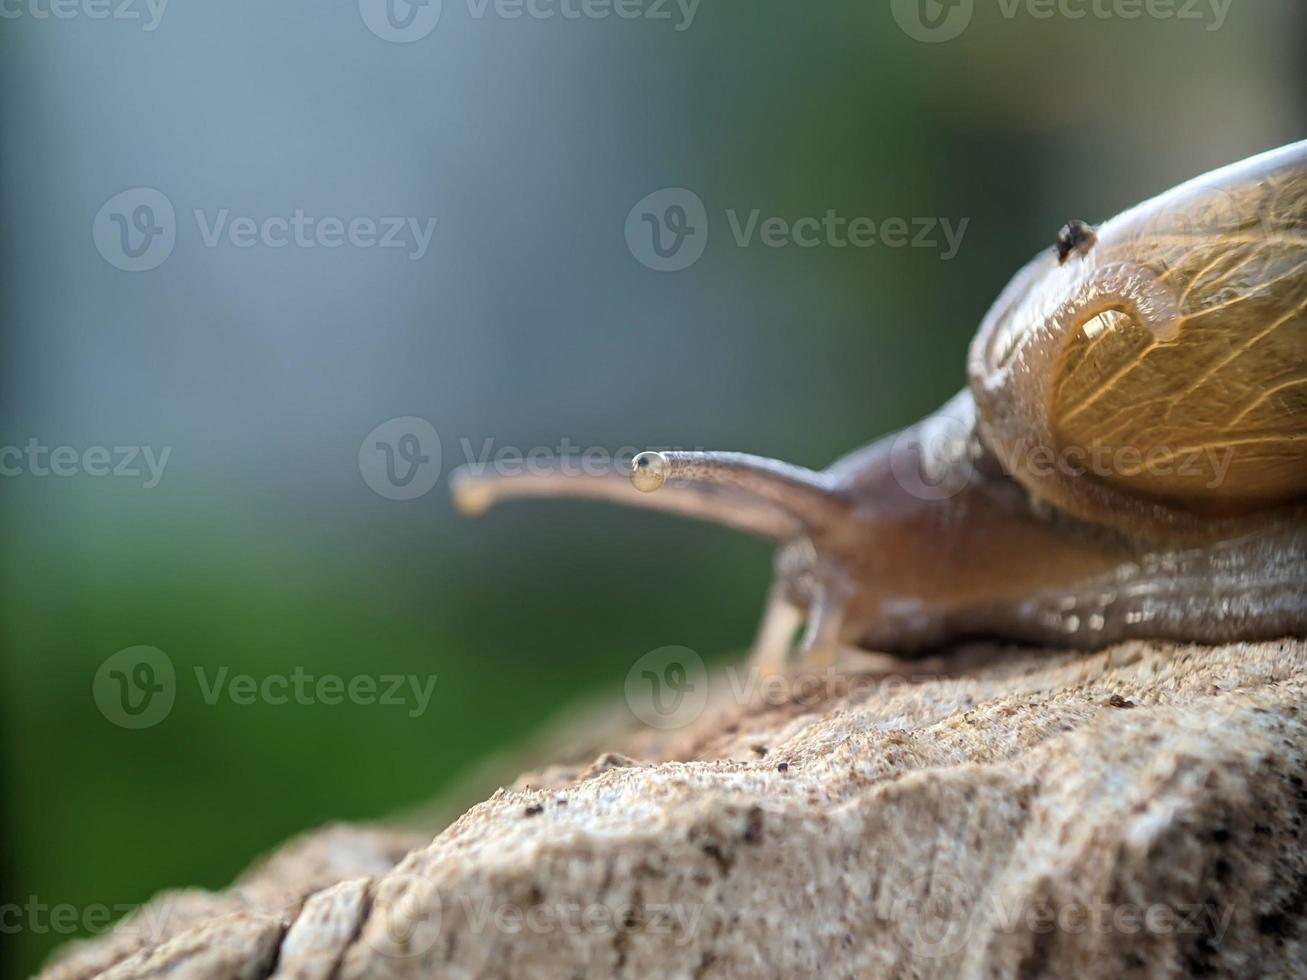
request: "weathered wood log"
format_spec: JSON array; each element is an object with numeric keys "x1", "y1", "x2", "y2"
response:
[{"x1": 43, "y1": 639, "x2": 1307, "y2": 979}]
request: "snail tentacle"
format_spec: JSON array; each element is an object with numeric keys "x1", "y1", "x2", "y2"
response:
[
  {"x1": 631, "y1": 450, "x2": 852, "y2": 535},
  {"x1": 747, "y1": 584, "x2": 806, "y2": 676},
  {"x1": 450, "y1": 460, "x2": 800, "y2": 541}
]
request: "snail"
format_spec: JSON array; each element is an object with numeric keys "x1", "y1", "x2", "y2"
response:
[{"x1": 453, "y1": 141, "x2": 1307, "y2": 667}]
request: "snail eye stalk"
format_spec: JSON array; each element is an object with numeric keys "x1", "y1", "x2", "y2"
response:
[
  {"x1": 630, "y1": 451, "x2": 849, "y2": 534},
  {"x1": 450, "y1": 457, "x2": 804, "y2": 542}
]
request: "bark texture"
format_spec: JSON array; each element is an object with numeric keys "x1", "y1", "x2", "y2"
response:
[{"x1": 43, "y1": 639, "x2": 1307, "y2": 979}]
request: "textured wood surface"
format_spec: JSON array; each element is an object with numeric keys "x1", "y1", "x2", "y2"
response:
[{"x1": 43, "y1": 639, "x2": 1307, "y2": 979}]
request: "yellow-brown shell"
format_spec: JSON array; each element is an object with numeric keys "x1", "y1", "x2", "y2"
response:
[{"x1": 969, "y1": 141, "x2": 1307, "y2": 526}]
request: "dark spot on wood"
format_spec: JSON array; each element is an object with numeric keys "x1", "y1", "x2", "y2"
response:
[
  {"x1": 1017, "y1": 921, "x2": 1056, "y2": 979},
  {"x1": 1213, "y1": 857, "x2": 1231, "y2": 883},
  {"x1": 1258, "y1": 909, "x2": 1292, "y2": 938},
  {"x1": 524, "y1": 804, "x2": 544, "y2": 817},
  {"x1": 702, "y1": 842, "x2": 733, "y2": 875},
  {"x1": 1108, "y1": 694, "x2": 1136, "y2": 709},
  {"x1": 1255, "y1": 866, "x2": 1307, "y2": 941},
  {"x1": 752, "y1": 744, "x2": 768, "y2": 757},
  {"x1": 743, "y1": 806, "x2": 764, "y2": 844},
  {"x1": 1056, "y1": 219, "x2": 1097, "y2": 265},
  {"x1": 777, "y1": 762, "x2": 789, "y2": 772}
]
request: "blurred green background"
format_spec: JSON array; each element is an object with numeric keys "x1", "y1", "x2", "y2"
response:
[{"x1": 1, "y1": 1, "x2": 1303, "y2": 974}]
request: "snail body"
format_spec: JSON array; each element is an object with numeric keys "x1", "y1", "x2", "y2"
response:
[{"x1": 455, "y1": 141, "x2": 1307, "y2": 664}]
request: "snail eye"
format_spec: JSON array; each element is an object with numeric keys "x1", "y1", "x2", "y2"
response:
[{"x1": 1056, "y1": 220, "x2": 1097, "y2": 265}]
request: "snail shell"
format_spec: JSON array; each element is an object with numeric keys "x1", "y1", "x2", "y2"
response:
[{"x1": 970, "y1": 142, "x2": 1307, "y2": 529}]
